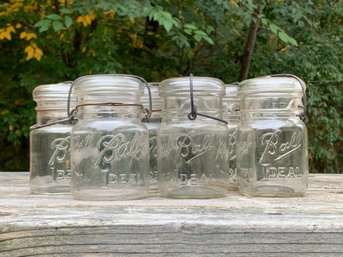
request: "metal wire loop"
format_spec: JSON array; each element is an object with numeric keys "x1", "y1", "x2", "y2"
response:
[
  {"x1": 30, "y1": 118, "x2": 71, "y2": 130},
  {"x1": 68, "y1": 108, "x2": 78, "y2": 124},
  {"x1": 269, "y1": 74, "x2": 308, "y2": 123},
  {"x1": 187, "y1": 105, "x2": 197, "y2": 120},
  {"x1": 67, "y1": 74, "x2": 152, "y2": 124},
  {"x1": 144, "y1": 82, "x2": 154, "y2": 121},
  {"x1": 188, "y1": 73, "x2": 197, "y2": 120},
  {"x1": 187, "y1": 73, "x2": 228, "y2": 124},
  {"x1": 30, "y1": 81, "x2": 75, "y2": 130},
  {"x1": 125, "y1": 75, "x2": 152, "y2": 120},
  {"x1": 76, "y1": 102, "x2": 143, "y2": 108}
]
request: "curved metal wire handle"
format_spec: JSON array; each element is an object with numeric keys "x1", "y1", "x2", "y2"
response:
[
  {"x1": 67, "y1": 74, "x2": 152, "y2": 124},
  {"x1": 187, "y1": 73, "x2": 228, "y2": 124},
  {"x1": 30, "y1": 81, "x2": 74, "y2": 130},
  {"x1": 187, "y1": 74, "x2": 197, "y2": 120},
  {"x1": 268, "y1": 74, "x2": 308, "y2": 123},
  {"x1": 30, "y1": 117, "x2": 71, "y2": 130}
]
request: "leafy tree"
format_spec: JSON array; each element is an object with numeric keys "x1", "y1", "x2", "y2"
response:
[
  {"x1": 0, "y1": 0, "x2": 341, "y2": 173},
  {"x1": 247, "y1": 0, "x2": 343, "y2": 172}
]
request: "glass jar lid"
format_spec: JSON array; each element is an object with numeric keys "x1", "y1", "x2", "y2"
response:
[
  {"x1": 238, "y1": 75, "x2": 306, "y2": 96},
  {"x1": 33, "y1": 81, "x2": 72, "y2": 100},
  {"x1": 72, "y1": 74, "x2": 145, "y2": 105},
  {"x1": 225, "y1": 83, "x2": 238, "y2": 96},
  {"x1": 33, "y1": 81, "x2": 75, "y2": 111},
  {"x1": 223, "y1": 83, "x2": 240, "y2": 117},
  {"x1": 159, "y1": 76, "x2": 225, "y2": 96}
]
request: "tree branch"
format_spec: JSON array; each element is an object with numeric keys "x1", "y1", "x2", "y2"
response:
[{"x1": 239, "y1": 3, "x2": 263, "y2": 81}]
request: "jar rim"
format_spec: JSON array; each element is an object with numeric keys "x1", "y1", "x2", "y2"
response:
[
  {"x1": 159, "y1": 76, "x2": 225, "y2": 96},
  {"x1": 224, "y1": 83, "x2": 239, "y2": 97},
  {"x1": 32, "y1": 81, "x2": 74, "y2": 100},
  {"x1": 238, "y1": 75, "x2": 305, "y2": 95},
  {"x1": 72, "y1": 74, "x2": 145, "y2": 94}
]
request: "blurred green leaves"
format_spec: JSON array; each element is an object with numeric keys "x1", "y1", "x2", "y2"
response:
[{"x1": 0, "y1": 0, "x2": 341, "y2": 172}]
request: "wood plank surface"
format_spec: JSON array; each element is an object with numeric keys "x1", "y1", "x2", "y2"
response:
[{"x1": 0, "y1": 172, "x2": 343, "y2": 256}]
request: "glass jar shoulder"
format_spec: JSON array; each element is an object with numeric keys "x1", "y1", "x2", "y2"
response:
[
  {"x1": 241, "y1": 117, "x2": 306, "y2": 131},
  {"x1": 73, "y1": 119, "x2": 148, "y2": 133},
  {"x1": 144, "y1": 121, "x2": 160, "y2": 131},
  {"x1": 159, "y1": 120, "x2": 228, "y2": 132},
  {"x1": 30, "y1": 124, "x2": 73, "y2": 136}
]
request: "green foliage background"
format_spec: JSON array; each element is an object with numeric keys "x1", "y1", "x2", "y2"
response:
[{"x1": 0, "y1": 0, "x2": 342, "y2": 172}]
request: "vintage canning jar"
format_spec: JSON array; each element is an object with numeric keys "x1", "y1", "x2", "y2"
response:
[
  {"x1": 237, "y1": 75, "x2": 309, "y2": 197},
  {"x1": 70, "y1": 75, "x2": 149, "y2": 200},
  {"x1": 142, "y1": 82, "x2": 162, "y2": 195},
  {"x1": 157, "y1": 76, "x2": 230, "y2": 198},
  {"x1": 223, "y1": 83, "x2": 240, "y2": 190},
  {"x1": 30, "y1": 82, "x2": 75, "y2": 194}
]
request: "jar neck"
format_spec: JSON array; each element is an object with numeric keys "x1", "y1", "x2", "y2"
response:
[
  {"x1": 161, "y1": 95, "x2": 223, "y2": 120},
  {"x1": 240, "y1": 111, "x2": 304, "y2": 122},
  {"x1": 76, "y1": 105, "x2": 142, "y2": 120},
  {"x1": 36, "y1": 109, "x2": 69, "y2": 125},
  {"x1": 240, "y1": 95, "x2": 303, "y2": 110}
]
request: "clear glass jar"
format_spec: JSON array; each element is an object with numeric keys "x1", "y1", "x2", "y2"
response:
[
  {"x1": 30, "y1": 82, "x2": 75, "y2": 194},
  {"x1": 142, "y1": 82, "x2": 162, "y2": 196},
  {"x1": 157, "y1": 76, "x2": 230, "y2": 198},
  {"x1": 237, "y1": 75, "x2": 309, "y2": 197},
  {"x1": 223, "y1": 83, "x2": 240, "y2": 190},
  {"x1": 70, "y1": 75, "x2": 149, "y2": 200}
]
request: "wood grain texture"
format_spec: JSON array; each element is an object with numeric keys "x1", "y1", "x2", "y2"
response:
[{"x1": 0, "y1": 172, "x2": 343, "y2": 256}]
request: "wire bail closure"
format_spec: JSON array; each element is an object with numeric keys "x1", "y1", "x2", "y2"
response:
[
  {"x1": 31, "y1": 75, "x2": 151, "y2": 130},
  {"x1": 187, "y1": 74, "x2": 197, "y2": 120},
  {"x1": 66, "y1": 74, "x2": 153, "y2": 125},
  {"x1": 30, "y1": 81, "x2": 74, "y2": 130},
  {"x1": 187, "y1": 73, "x2": 228, "y2": 124},
  {"x1": 269, "y1": 74, "x2": 309, "y2": 123},
  {"x1": 142, "y1": 82, "x2": 161, "y2": 123},
  {"x1": 30, "y1": 117, "x2": 71, "y2": 130}
]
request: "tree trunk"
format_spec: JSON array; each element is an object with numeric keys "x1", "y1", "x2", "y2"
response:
[{"x1": 239, "y1": 4, "x2": 263, "y2": 82}]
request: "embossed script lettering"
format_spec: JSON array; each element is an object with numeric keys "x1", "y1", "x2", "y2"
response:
[
  {"x1": 259, "y1": 130, "x2": 302, "y2": 165},
  {"x1": 159, "y1": 131, "x2": 178, "y2": 158},
  {"x1": 94, "y1": 133, "x2": 147, "y2": 168},
  {"x1": 48, "y1": 136, "x2": 71, "y2": 181},
  {"x1": 228, "y1": 127, "x2": 238, "y2": 161},
  {"x1": 149, "y1": 135, "x2": 157, "y2": 158},
  {"x1": 74, "y1": 135, "x2": 94, "y2": 151},
  {"x1": 48, "y1": 136, "x2": 70, "y2": 166},
  {"x1": 177, "y1": 134, "x2": 214, "y2": 163}
]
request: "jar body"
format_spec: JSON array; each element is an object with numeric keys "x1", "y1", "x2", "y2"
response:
[
  {"x1": 30, "y1": 82, "x2": 74, "y2": 194},
  {"x1": 237, "y1": 76, "x2": 309, "y2": 197},
  {"x1": 158, "y1": 120, "x2": 229, "y2": 198},
  {"x1": 238, "y1": 115, "x2": 308, "y2": 196},
  {"x1": 157, "y1": 77, "x2": 229, "y2": 199},
  {"x1": 71, "y1": 113, "x2": 149, "y2": 200},
  {"x1": 223, "y1": 84, "x2": 240, "y2": 190},
  {"x1": 70, "y1": 74, "x2": 149, "y2": 200},
  {"x1": 144, "y1": 118, "x2": 161, "y2": 195},
  {"x1": 227, "y1": 122, "x2": 239, "y2": 190},
  {"x1": 30, "y1": 114, "x2": 72, "y2": 194},
  {"x1": 141, "y1": 83, "x2": 162, "y2": 196}
]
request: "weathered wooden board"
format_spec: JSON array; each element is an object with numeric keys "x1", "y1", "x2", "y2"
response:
[{"x1": 0, "y1": 172, "x2": 343, "y2": 256}]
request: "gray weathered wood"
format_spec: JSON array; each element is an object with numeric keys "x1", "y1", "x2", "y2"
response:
[{"x1": 0, "y1": 172, "x2": 343, "y2": 256}]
